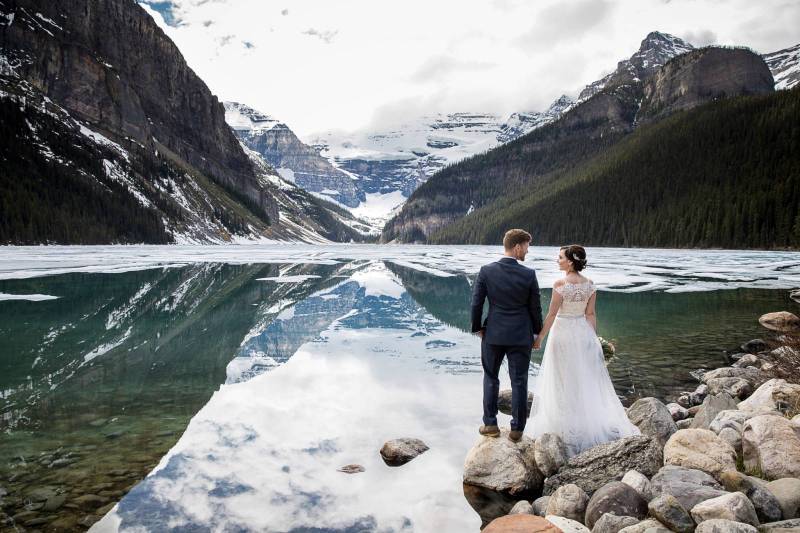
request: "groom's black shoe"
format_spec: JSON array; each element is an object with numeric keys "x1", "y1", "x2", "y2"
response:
[
  {"x1": 479, "y1": 425, "x2": 500, "y2": 437},
  {"x1": 508, "y1": 430, "x2": 523, "y2": 443}
]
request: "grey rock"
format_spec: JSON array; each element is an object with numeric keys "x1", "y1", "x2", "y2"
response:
[
  {"x1": 535, "y1": 433, "x2": 568, "y2": 477},
  {"x1": 651, "y1": 465, "x2": 728, "y2": 511},
  {"x1": 42, "y1": 493, "x2": 66, "y2": 512},
  {"x1": 621, "y1": 470, "x2": 654, "y2": 502},
  {"x1": 691, "y1": 384, "x2": 710, "y2": 406},
  {"x1": 739, "y1": 379, "x2": 800, "y2": 416},
  {"x1": 591, "y1": 513, "x2": 640, "y2": 533},
  {"x1": 696, "y1": 519, "x2": 758, "y2": 533},
  {"x1": 702, "y1": 367, "x2": 769, "y2": 389},
  {"x1": 707, "y1": 377, "x2": 753, "y2": 399},
  {"x1": 709, "y1": 410, "x2": 750, "y2": 434},
  {"x1": 667, "y1": 403, "x2": 689, "y2": 421},
  {"x1": 677, "y1": 418, "x2": 694, "y2": 430},
  {"x1": 758, "y1": 312, "x2": 800, "y2": 333},
  {"x1": 509, "y1": 500, "x2": 533, "y2": 515},
  {"x1": 585, "y1": 482, "x2": 648, "y2": 529},
  {"x1": 757, "y1": 518, "x2": 800, "y2": 531},
  {"x1": 719, "y1": 471, "x2": 783, "y2": 524},
  {"x1": 618, "y1": 519, "x2": 668, "y2": 533},
  {"x1": 380, "y1": 438, "x2": 429, "y2": 466},
  {"x1": 663, "y1": 428, "x2": 738, "y2": 481},
  {"x1": 546, "y1": 483, "x2": 589, "y2": 523},
  {"x1": 627, "y1": 398, "x2": 678, "y2": 446},
  {"x1": 734, "y1": 354, "x2": 763, "y2": 369},
  {"x1": 691, "y1": 492, "x2": 760, "y2": 527},
  {"x1": 648, "y1": 493, "x2": 695, "y2": 533},
  {"x1": 678, "y1": 394, "x2": 693, "y2": 408},
  {"x1": 766, "y1": 478, "x2": 800, "y2": 519},
  {"x1": 546, "y1": 515, "x2": 591, "y2": 532},
  {"x1": 498, "y1": 389, "x2": 534, "y2": 417},
  {"x1": 691, "y1": 393, "x2": 739, "y2": 429},
  {"x1": 544, "y1": 436, "x2": 663, "y2": 496},
  {"x1": 532, "y1": 495, "x2": 550, "y2": 517},
  {"x1": 463, "y1": 429, "x2": 544, "y2": 495},
  {"x1": 719, "y1": 427, "x2": 743, "y2": 456}
]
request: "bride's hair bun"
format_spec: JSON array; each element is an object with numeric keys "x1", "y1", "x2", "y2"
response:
[{"x1": 561, "y1": 244, "x2": 588, "y2": 271}]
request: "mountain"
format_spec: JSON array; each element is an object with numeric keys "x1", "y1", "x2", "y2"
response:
[
  {"x1": 497, "y1": 95, "x2": 575, "y2": 143},
  {"x1": 383, "y1": 42, "x2": 779, "y2": 247},
  {"x1": 224, "y1": 102, "x2": 363, "y2": 209},
  {"x1": 578, "y1": 31, "x2": 695, "y2": 101},
  {"x1": 0, "y1": 0, "x2": 365, "y2": 244},
  {"x1": 763, "y1": 43, "x2": 800, "y2": 90}
]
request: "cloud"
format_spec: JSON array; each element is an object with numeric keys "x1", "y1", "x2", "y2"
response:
[
  {"x1": 410, "y1": 55, "x2": 496, "y2": 83},
  {"x1": 680, "y1": 29, "x2": 717, "y2": 47},
  {"x1": 514, "y1": 0, "x2": 615, "y2": 50},
  {"x1": 281, "y1": 8, "x2": 289, "y2": 16},
  {"x1": 302, "y1": 28, "x2": 338, "y2": 44}
]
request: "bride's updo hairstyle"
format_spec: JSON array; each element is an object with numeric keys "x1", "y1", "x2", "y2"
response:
[{"x1": 561, "y1": 245, "x2": 588, "y2": 271}]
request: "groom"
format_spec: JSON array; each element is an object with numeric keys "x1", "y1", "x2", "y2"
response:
[{"x1": 471, "y1": 229, "x2": 543, "y2": 443}]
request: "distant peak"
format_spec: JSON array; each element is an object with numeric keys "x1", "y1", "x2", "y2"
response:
[
  {"x1": 638, "y1": 31, "x2": 693, "y2": 53},
  {"x1": 223, "y1": 101, "x2": 282, "y2": 132}
]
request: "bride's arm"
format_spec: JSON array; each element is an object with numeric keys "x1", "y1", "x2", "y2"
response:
[
  {"x1": 533, "y1": 284, "x2": 562, "y2": 349},
  {"x1": 585, "y1": 291, "x2": 597, "y2": 332}
]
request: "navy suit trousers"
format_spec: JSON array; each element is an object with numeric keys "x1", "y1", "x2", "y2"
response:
[{"x1": 481, "y1": 340, "x2": 531, "y2": 431}]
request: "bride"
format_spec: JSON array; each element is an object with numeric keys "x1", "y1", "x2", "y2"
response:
[{"x1": 530, "y1": 245, "x2": 639, "y2": 456}]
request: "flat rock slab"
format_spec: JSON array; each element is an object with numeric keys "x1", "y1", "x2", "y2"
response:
[{"x1": 482, "y1": 514, "x2": 563, "y2": 532}]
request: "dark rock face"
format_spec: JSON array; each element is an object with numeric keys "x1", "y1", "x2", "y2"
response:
[
  {"x1": 639, "y1": 47, "x2": 774, "y2": 124},
  {"x1": 1, "y1": 0, "x2": 277, "y2": 222},
  {"x1": 584, "y1": 481, "x2": 648, "y2": 529},
  {"x1": 543, "y1": 435, "x2": 663, "y2": 496}
]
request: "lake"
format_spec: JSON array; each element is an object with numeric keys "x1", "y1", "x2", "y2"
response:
[{"x1": 0, "y1": 245, "x2": 798, "y2": 531}]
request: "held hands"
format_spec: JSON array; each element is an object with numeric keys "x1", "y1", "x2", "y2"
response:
[{"x1": 532, "y1": 338, "x2": 542, "y2": 350}]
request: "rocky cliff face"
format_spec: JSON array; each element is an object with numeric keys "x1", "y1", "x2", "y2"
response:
[
  {"x1": 225, "y1": 102, "x2": 363, "y2": 208},
  {"x1": 638, "y1": 47, "x2": 774, "y2": 124},
  {"x1": 0, "y1": 0, "x2": 277, "y2": 223},
  {"x1": 579, "y1": 31, "x2": 695, "y2": 101}
]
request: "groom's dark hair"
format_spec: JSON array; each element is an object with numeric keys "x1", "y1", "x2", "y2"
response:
[{"x1": 503, "y1": 229, "x2": 532, "y2": 250}]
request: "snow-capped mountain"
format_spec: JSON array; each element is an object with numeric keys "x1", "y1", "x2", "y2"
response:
[
  {"x1": 224, "y1": 102, "x2": 363, "y2": 209},
  {"x1": 497, "y1": 95, "x2": 575, "y2": 143},
  {"x1": 579, "y1": 31, "x2": 695, "y2": 101},
  {"x1": 763, "y1": 42, "x2": 800, "y2": 90}
]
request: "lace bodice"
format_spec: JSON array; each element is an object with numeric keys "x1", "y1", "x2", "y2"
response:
[{"x1": 554, "y1": 280, "x2": 595, "y2": 317}]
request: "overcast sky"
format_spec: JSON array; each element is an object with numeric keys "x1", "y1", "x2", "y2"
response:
[{"x1": 140, "y1": 0, "x2": 799, "y2": 137}]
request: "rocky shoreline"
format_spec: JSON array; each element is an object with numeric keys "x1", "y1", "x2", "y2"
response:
[{"x1": 463, "y1": 300, "x2": 800, "y2": 532}]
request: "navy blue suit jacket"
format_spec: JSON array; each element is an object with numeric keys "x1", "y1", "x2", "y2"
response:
[{"x1": 470, "y1": 257, "x2": 543, "y2": 346}]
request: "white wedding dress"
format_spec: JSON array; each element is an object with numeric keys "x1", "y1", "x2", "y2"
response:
[{"x1": 529, "y1": 281, "x2": 640, "y2": 457}]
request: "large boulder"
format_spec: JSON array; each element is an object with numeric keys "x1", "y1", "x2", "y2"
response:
[
  {"x1": 545, "y1": 515, "x2": 589, "y2": 532},
  {"x1": 757, "y1": 518, "x2": 800, "y2": 532},
  {"x1": 584, "y1": 482, "x2": 648, "y2": 529},
  {"x1": 742, "y1": 414, "x2": 800, "y2": 480},
  {"x1": 695, "y1": 519, "x2": 758, "y2": 532},
  {"x1": 706, "y1": 377, "x2": 753, "y2": 399},
  {"x1": 690, "y1": 492, "x2": 760, "y2": 527},
  {"x1": 498, "y1": 389, "x2": 534, "y2": 417},
  {"x1": 650, "y1": 465, "x2": 729, "y2": 511},
  {"x1": 591, "y1": 513, "x2": 640, "y2": 533},
  {"x1": 533, "y1": 496, "x2": 550, "y2": 517},
  {"x1": 733, "y1": 354, "x2": 763, "y2": 369},
  {"x1": 482, "y1": 514, "x2": 562, "y2": 532},
  {"x1": 617, "y1": 519, "x2": 668, "y2": 532},
  {"x1": 464, "y1": 429, "x2": 544, "y2": 495},
  {"x1": 691, "y1": 393, "x2": 739, "y2": 429},
  {"x1": 379, "y1": 438, "x2": 429, "y2": 466},
  {"x1": 709, "y1": 410, "x2": 750, "y2": 434},
  {"x1": 621, "y1": 470, "x2": 654, "y2": 501},
  {"x1": 626, "y1": 397, "x2": 678, "y2": 446},
  {"x1": 719, "y1": 471, "x2": 783, "y2": 523},
  {"x1": 702, "y1": 367, "x2": 769, "y2": 389},
  {"x1": 758, "y1": 311, "x2": 800, "y2": 333},
  {"x1": 543, "y1": 436, "x2": 662, "y2": 496},
  {"x1": 663, "y1": 429, "x2": 738, "y2": 481},
  {"x1": 647, "y1": 493, "x2": 695, "y2": 533},
  {"x1": 718, "y1": 427, "x2": 743, "y2": 456},
  {"x1": 766, "y1": 478, "x2": 800, "y2": 519},
  {"x1": 535, "y1": 433, "x2": 568, "y2": 477},
  {"x1": 738, "y1": 379, "x2": 800, "y2": 415},
  {"x1": 545, "y1": 484, "x2": 588, "y2": 523}
]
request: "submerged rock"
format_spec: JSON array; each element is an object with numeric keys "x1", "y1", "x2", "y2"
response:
[
  {"x1": 498, "y1": 389, "x2": 534, "y2": 417},
  {"x1": 379, "y1": 438, "x2": 429, "y2": 466},
  {"x1": 741, "y1": 339, "x2": 768, "y2": 354},
  {"x1": 545, "y1": 514, "x2": 589, "y2": 532}
]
